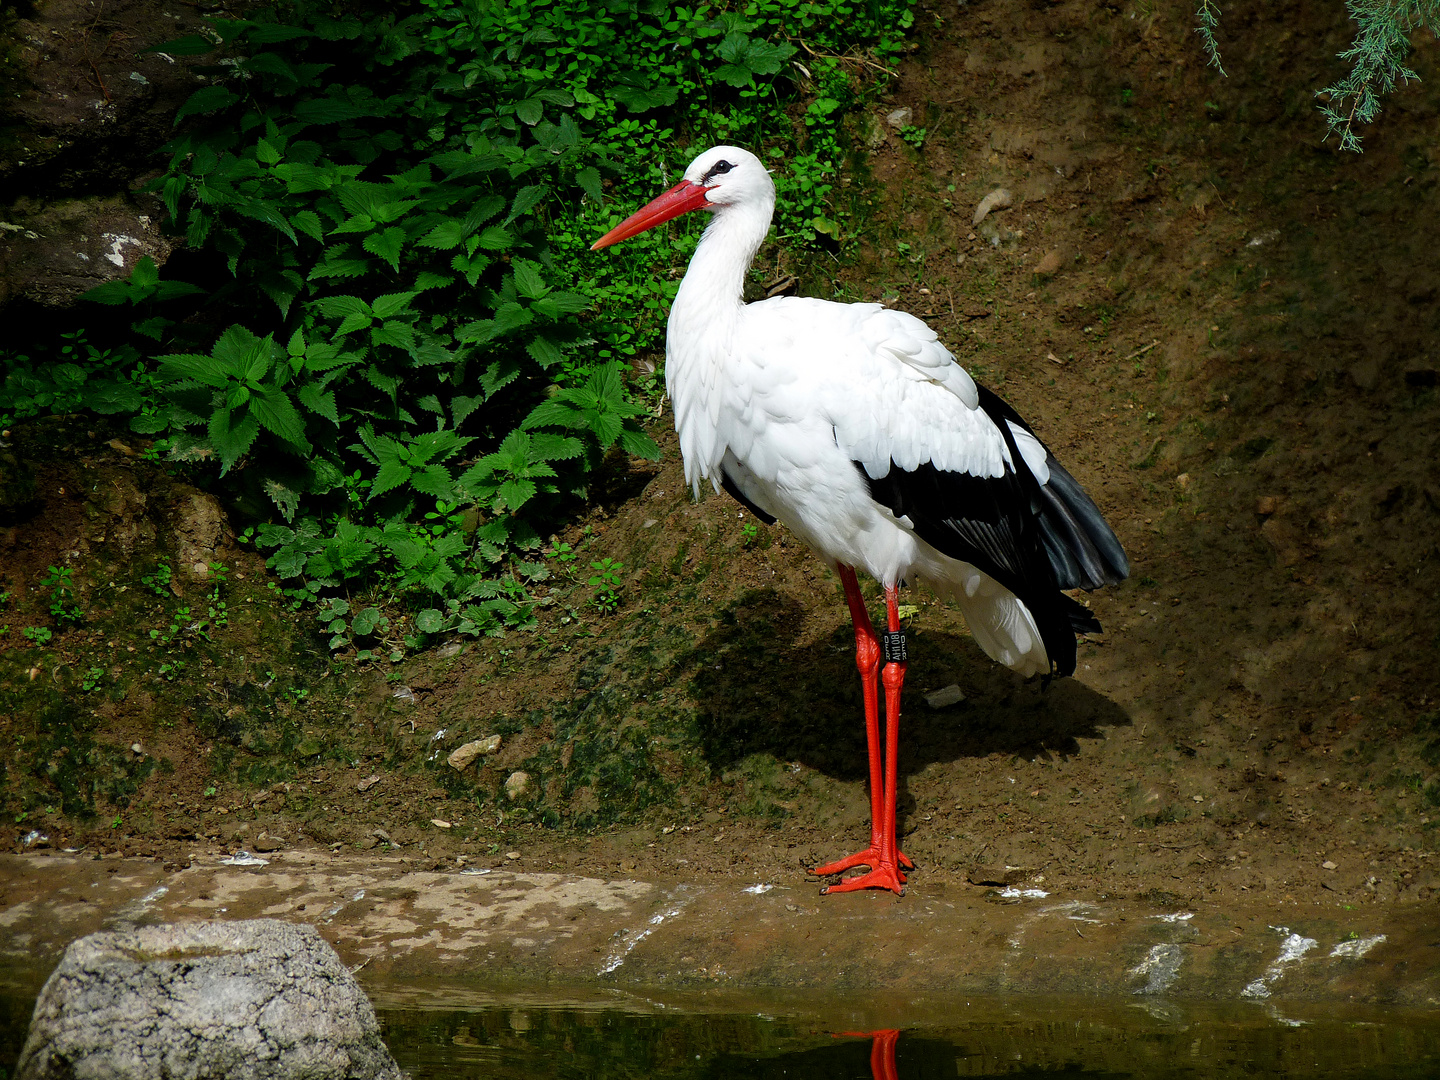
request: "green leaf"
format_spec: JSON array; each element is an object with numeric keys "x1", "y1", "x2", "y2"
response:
[
  {"x1": 157, "y1": 352, "x2": 228, "y2": 388},
  {"x1": 619, "y1": 427, "x2": 663, "y2": 461},
  {"x1": 525, "y1": 335, "x2": 564, "y2": 368},
  {"x1": 514, "y1": 97, "x2": 544, "y2": 125},
  {"x1": 208, "y1": 407, "x2": 260, "y2": 474},
  {"x1": 131, "y1": 256, "x2": 160, "y2": 290},
  {"x1": 296, "y1": 383, "x2": 339, "y2": 424},
  {"x1": 504, "y1": 185, "x2": 547, "y2": 225},
  {"x1": 370, "y1": 459, "x2": 412, "y2": 497},
  {"x1": 371, "y1": 320, "x2": 415, "y2": 350},
  {"x1": 498, "y1": 477, "x2": 538, "y2": 511},
  {"x1": 315, "y1": 295, "x2": 371, "y2": 318},
  {"x1": 576, "y1": 166, "x2": 603, "y2": 202},
  {"x1": 511, "y1": 258, "x2": 549, "y2": 299},
  {"x1": 475, "y1": 225, "x2": 512, "y2": 251},
  {"x1": 81, "y1": 280, "x2": 136, "y2": 305},
  {"x1": 146, "y1": 34, "x2": 218, "y2": 56},
  {"x1": 174, "y1": 85, "x2": 240, "y2": 124},
  {"x1": 417, "y1": 219, "x2": 470, "y2": 250},
  {"x1": 291, "y1": 210, "x2": 325, "y2": 241},
  {"x1": 371, "y1": 292, "x2": 417, "y2": 319},
  {"x1": 363, "y1": 226, "x2": 405, "y2": 270},
  {"x1": 251, "y1": 389, "x2": 310, "y2": 450},
  {"x1": 83, "y1": 380, "x2": 144, "y2": 414}
]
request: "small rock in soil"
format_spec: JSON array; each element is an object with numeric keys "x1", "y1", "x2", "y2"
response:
[{"x1": 447, "y1": 735, "x2": 502, "y2": 771}]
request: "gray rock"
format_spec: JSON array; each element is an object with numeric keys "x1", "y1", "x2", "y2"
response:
[{"x1": 15, "y1": 920, "x2": 404, "y2": 1080}]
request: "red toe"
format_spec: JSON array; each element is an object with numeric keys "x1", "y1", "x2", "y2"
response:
[{"x1": 821, "y1": 863, "x2": 906, "y2": 895}]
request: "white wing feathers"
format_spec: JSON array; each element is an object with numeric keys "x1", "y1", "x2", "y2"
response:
[{"x1": 731, "y1": 297, "x2": 1013, "y2": 485}]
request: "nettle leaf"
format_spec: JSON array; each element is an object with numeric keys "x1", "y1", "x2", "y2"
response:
[
  {"x1": 208, "y1": 407, "x2": 260, "y2": 474},
  {"x1": 619, "y1": 427, "x2": 662, "y2": 461},
  {"x1": 451, "y1": 394, "x2": 483, "y2": 427},
  {"x1": 146, "y1": 34, "x2": 218, "y2": 56},
  {"x1": 409, "y1": 465, "x2": 454, "y2": 499},
  {"x1": 504, "y1": 184, "x2": 547, "y2": 226},
  {"x1": 513, "y1": 97, "x2": 544, "y2": 125},
  {"x1": 510, "y1": 258, "x2": 549, "y2": 300},
  {"x1": 525, "y1": 335, "x2": 563, "y2": 368},
  {"x1": 528, "y1": 432, "x2": 584, "y2": 460},
  {"x1": 175, "y1": 85, "x2": 240, "y2": 124},
  {"x1": 297, "y1": 383, "x2": 339, "y2": 424},
  {"x1": 430, "y1": 150, "x2": 507, "y2": 180},
  {"x1": 464, "y1": 194, "x2": 507, "y2": 229},
  {"x1": 371, "y1": 320, "x2": 415, "y2": 350},
  {"x1": 417, "y1": 219, "x2": 470, "y2": 250},
  {"x1": 336, "y1": 311, "x2": 374, "y2": 335},
  {"x1": 576, "y1": 166, "x2": 603, "y2": 202},
  {"x1": 475, "y1": 225, "x2": 512, "y2": 251},
  {"x1": 230, "y1": 195, "x2": 298, "y2": 243},
  {"x1": 369, "y1": 458, "x2": 410, "y2": 497},
  {"x1": 251, "y1": 389, "x2": 310, "y2": 450},
  {"x1": 258, "y1": 268, "x2": 303, "y2": 316},
  {"x1": 291, "y1": 209, "x2": 325, "y2": 241},
  {"x1": 498, "y1": 477, "x2": 538, "y2": 511},
  {"x1": 362, "y1": 226, "x2": 405, "y2": 270},
  {"x1": 82, "y1": 280, "x2": 135, "y2": 305},
  {"x1": 315, "y1": 295, "x2": 371, "y2": 318},
  {"x1": 371, "y1": 292, "x2": 417, "y2": 319}
]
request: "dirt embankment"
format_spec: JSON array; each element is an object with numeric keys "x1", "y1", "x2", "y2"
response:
[{"x1": 2, "y1": 0, "x2": 1438, "y2": 912}]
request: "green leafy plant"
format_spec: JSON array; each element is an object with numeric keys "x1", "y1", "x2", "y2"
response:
[
  {"x1": 81, "y1": 667, "x2": 105, "y2": 693},
  {"x1": 141, "y1": 561, "x2": 174, "y2": 599},
  {"x1": 588, "y1": 557, "x2": 625, "y2": 614},
  {"x1": 22, "y1": 626, "x2": 52, "y2": 646},
  {"x1": 206, "y1": 563, "x2": 230, "y2": 629},
  {"x1": 39, "y1": 566, "x2": 83, "y2": 626},
  {"x1": 1, "y1": 0, "x2": 915, "y2": 660},
  {"x1": 898, "y1": 124, "x2": 926, "y2": 150}
]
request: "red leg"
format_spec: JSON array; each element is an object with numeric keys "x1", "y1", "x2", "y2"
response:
[
  {"x1": 834, "y1": 1030, "x2": 901, "y2": 1080},
  {"x1": 815, "y1": 570, "x2": 910, "y2": 894}
]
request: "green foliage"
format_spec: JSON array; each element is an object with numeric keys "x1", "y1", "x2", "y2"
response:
[
  {"x1": 1, "y1": 0, "x2": 913, "y2": 659},
  {"x1": 1196, "y1": 0, "x2": 1440, "y2": 149},
  {"x1": 1316, "y1": 0, "x2": 1440, "y2": 151},
  {"x1": 141, "y1": 561, "x2": 174, "y2": 598},
  {"x1": 588, "y1": 557, "x2": 624, "y2": 613},
  {"x1": 39, "y1": 566, "x2": 83, "y2": 626},
  {"x1": 0, "y1": 333, "x2": 142, "y2": 427}
]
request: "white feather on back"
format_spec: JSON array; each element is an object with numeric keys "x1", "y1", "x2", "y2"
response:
[{"x1": 715, "y1": 296, "x2": 1009, "y2": 487}]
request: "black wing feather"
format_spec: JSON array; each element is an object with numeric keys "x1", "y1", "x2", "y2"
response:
[{"x1": 856, "y1": 385, "x2": 1127, "y2": 677}]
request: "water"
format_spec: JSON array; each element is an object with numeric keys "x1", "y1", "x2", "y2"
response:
[
  {"x1": 4, "y1": 972, "x2": 1436, "y2": 1078},
  {"x1": 370, "y1": 988, "x2": 1440, "y2": 1079}
]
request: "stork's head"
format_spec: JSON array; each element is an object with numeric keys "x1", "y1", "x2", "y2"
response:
[{"x1": 591, "y1": 145, "x2": 773, "y2": 250}]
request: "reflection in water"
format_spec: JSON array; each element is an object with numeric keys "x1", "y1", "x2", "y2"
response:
[
  {"x1": 840, "y1": 1029, "x2": 899, "y2": 1080},
  {"x1": 372, "y1": 995, "x2": 1440, "y2": 1079}
]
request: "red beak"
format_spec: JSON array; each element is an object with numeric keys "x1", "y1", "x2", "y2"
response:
[{"x1": 590, "y1": 180, "x2": 712, "y2": 250}]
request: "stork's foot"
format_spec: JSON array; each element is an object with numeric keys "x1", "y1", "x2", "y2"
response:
[
  {"x1": 813, "y1": 845, "x2": 912, "y2": 878},
  {"x1": 820, "y1": 861, "x2": 907, "y2": 895}
]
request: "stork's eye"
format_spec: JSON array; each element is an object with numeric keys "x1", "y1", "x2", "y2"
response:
[{"x1": 704, "y1": 160, "x2": 734, "y2": 182}]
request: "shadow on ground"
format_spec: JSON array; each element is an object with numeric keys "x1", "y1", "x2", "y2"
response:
[{"x1": 689, "y1": 589, "x2": 1131, "y2": 785}]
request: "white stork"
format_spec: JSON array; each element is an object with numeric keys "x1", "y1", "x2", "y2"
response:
[{"x1": 592, "y1": 146, "x2": 1128, "y2": 894}]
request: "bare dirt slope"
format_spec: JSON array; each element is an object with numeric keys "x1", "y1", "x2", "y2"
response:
[{"x1": 2, "y1": 0, "x2": 1438, "y2": 915}]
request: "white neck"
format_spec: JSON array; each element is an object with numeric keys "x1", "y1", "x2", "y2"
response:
[{"x1": 665, "y1": 196, "x2": 774, "y2": 493}]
